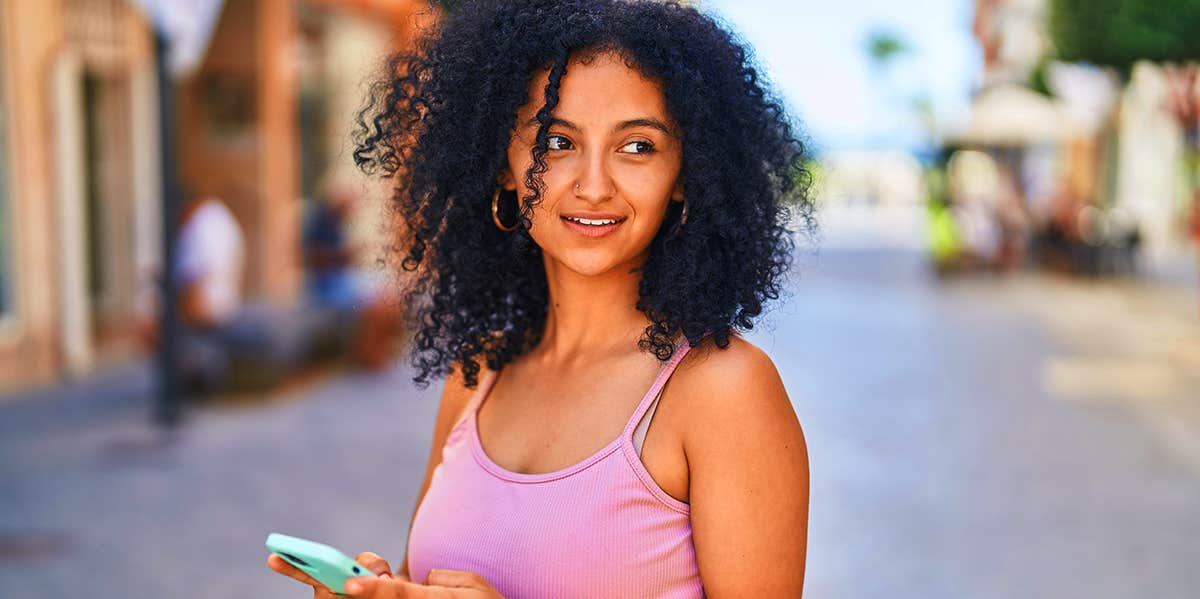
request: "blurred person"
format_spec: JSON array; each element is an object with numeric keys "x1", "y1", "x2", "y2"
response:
[
  {"x1": 1191, "y1": 188, "x2": 1200, "y2": 247},
  {"x1": 137, "y1": 195, "x2": 246, "y2": 394},
  {"x1": 178, "y1": 196, "x2": 245, "y2": 327},
  {"x1": 951, "y1": 193, "x2": 1000, "y2": 271},
  {"x1": 175, "y1": 195, "x2": 246, "y2": 393},
  {"x1": 928, "y1": 197, "x2": 967, "y2": 275},
  {"x1": 1040, "y1": 185, "x2": 1084, "y2": 274},
  {"x1": 267, "y1": 1, "x2": 811, "y2": 597},
  {"x1": 925, "y1": 165, "x2": 969, "y2": 275},
  {"x1": 993, "y1": 167, "x2": 1032, "y2": 273},
  {"x1": 1191, "y1": 192, "x2": 1200, "y2": 300},
  {"x1": 945, "y1": 149, "x2": 1002, "y2": 272},
  {"x1": 302, "y1": 184, "x2": 402, "y2": 370}
]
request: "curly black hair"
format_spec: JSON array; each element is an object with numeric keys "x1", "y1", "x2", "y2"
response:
[{"x1": 354, "y1": 0, "x2": 815, "y2": 389}]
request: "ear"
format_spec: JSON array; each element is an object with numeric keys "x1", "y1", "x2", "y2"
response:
[{"x1": 497, "y1": 167, "x2": 518, "y2": 192}]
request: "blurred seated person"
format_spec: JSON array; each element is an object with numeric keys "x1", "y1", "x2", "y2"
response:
[
  {"x1": 137, "y1": 195, "x2": 246, "y2": 394},
  {"x1": 177, "y1": 195, "x2": 246, "y2": 392},
  {"x1": 178, "y1": 196, "x2": 245, "y2": 328},
  {"x1": 303, "y1": 184, "x2": 401, "y2": 371}
]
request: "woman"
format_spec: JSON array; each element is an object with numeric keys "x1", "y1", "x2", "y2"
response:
[{"x1": 269, "y1": 0, "x2": 813, "y2": 596}]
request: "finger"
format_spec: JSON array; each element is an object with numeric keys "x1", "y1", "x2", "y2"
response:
[
  {"x1": 424, "y1": 568, "x2": 491, "y2": 590},
  {"x1": 354, "y1": 551, "x2": 393, "y2": 578},
  {"x1": 267, "y1": 555, "x2": 338, "y2": 599},
  {"x1": 315, "y1": 586, "x2": 341, "y2": 599},
  {"x1": 267, "y1": 553, "x2": 323, "y2": 588},
  {"x1": 343, "y1": 576, "x2": 404, "y2": 598}
]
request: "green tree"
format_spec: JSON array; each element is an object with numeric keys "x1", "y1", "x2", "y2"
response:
[
  {"x1": 863, "y1": 29, "x2": 934, "y2": 150},
  {"x1": 1049, "y1": 0, "x2": 1200, "y2": 72},
  {"x1": 865, "y1": 29, "x2": 909, "y2": 67}
]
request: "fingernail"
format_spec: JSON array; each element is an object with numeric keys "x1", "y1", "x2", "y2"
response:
[
  {"x1": 380, "y1": 572, "x2": 392, "y2": 579},
  {"x1": 345, "y1": 582, "x2": 362, "y2": 594}
]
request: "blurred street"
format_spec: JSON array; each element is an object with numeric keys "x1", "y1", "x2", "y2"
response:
[
  {"x1": 1, "y1": 0, "x2": 1199, "y2": 597},
  {"x1": 2, "y1": 246, "x2": 1198, "y2": 598}
]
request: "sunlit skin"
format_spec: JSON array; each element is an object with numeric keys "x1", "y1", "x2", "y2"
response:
[
  {"x1": 269, "y1": 49, "x2": 809, "y2": 598},
  {"x1": 501, "y1": 50, "x2": 686, "y2": 362}
]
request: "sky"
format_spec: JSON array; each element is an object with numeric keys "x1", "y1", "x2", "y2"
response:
[{"x1": 702, "y1": 0, "x2": 982, "y2": 154}]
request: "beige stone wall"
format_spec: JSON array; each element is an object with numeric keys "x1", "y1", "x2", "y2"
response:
[
  {"x1": 0, "y1": 0, "x2": 158, "y2": 393},
  {"x1": 0, "y1": 0, "x2": 65, "y2": 392}
]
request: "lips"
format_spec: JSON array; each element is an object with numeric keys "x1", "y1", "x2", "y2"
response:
[
  {"x1": 560, "y1": 215, "x2": 625, "y2": 238},
  {"x1": 560, "y1": 212, "x2": 626, "y2": 222}
]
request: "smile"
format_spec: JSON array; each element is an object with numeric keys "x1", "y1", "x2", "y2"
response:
[{"x1": 560, "y1": 215, "x2": 626, "y2": 238}]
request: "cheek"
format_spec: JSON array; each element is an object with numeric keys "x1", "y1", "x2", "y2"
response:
[
  {"x1": 619, "y1": 168, "x2": 678, "y2": 220},
  {"x1": 505, "y1": 150, "x2": 572, "y2": 200}
]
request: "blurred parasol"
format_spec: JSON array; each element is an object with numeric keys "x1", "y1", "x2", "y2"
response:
[{"x1": 950, "y1": 83, "x2": 1086, "y2": 147}]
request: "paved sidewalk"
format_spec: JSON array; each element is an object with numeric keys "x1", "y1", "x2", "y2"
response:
[
  {"x1": 2, "y1": 248, "x2": 1199, "y2": 598},
  {"x1": 0, "y1": 360, "x2": 441, "y2": 598}
]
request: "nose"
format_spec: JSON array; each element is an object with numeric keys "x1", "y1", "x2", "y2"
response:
[{"x1": 572, "y1": 149, "x2": 616, "y2": 203}]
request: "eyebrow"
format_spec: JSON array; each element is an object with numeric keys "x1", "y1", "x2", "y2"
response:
[{"x1": 522, "y1": 116, "x2": 675, "y2": 137}]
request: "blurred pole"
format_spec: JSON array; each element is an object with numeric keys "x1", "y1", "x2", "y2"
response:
[{"x1": 153, "y1": 28, "x2": 183, "y2": 427}]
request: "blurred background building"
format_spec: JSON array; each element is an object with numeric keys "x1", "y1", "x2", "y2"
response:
[
  {"x1": 0, "y1": 0, "x2": 426, "y2": 393},
  {"x1": 5, "y1": 0, "x2": 1190, "y2": 393},
  {"x1": 796, "y1": 0, "x2": 1197, "y2": 279},
  {"x1": 936, "y1": 0, "x2": 1197, "y2": 276}
]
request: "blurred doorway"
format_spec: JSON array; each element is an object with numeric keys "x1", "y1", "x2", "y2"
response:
[{"x1": 53, "y1": 0, "x2": 157, "y2": 376}]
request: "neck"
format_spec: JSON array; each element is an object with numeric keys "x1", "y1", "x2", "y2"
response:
[{"x1": 536, "y1": 252, "x2": 651, "y2": 366}]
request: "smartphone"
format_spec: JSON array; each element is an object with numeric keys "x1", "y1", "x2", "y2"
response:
[{"x1": 266, "y1": 532, "x2": 378, "y2": 595}]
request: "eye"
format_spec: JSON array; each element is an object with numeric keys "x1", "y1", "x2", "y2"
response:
[
  {"x1": 619, "y1": 140, "x2": 656, "y2": 155},
  {"x1": 547, "y1": 135, "x2": 573, "y2": 151}
]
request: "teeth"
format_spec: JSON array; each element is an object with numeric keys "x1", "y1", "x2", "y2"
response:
[{"x1": 565, "y1": 216, "x2": 621, "y2": 226}]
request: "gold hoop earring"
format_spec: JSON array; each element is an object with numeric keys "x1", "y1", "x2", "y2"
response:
[
  {"x1": 671, "y1": 198, "x2": 688, "y2": 239},
  {"x1": 492, "y1": 188, "x2": 520, "y2": 232}
]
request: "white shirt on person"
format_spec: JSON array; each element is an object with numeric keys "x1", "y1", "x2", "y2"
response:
[{"x1": 176, "y1": 198, "x2": 245, "y2": 325}]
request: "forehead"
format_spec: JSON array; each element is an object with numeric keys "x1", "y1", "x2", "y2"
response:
[{"x1": 518, "y1": 51, "x2": 673, "y2": 127}]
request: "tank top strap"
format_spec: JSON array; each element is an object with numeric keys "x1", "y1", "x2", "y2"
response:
[{"x1": 622, "y1": 332, "x2": 701, "y2": 436}]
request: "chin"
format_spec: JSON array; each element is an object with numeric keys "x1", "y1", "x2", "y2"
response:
[
  {"x1": 535, "y1": 234, "x2": 650, "y2": 277},
  {"x1": 550, "y1": 248, "x2": 634, "y2": 277},
  {"x1": 561, "y1": 257, "x2": 619, "y2": 277}
]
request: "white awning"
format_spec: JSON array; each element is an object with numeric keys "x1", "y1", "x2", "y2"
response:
[
  {"x1": 127, "y1": 0, "x2": 226, "y2": 77},
  {"x1": 950, "y1": 84, "x2": 1085, "y2": 147}
]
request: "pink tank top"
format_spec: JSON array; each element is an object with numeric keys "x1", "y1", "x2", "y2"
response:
[{"x1": 405, "y1": 338, "x2": 705, "y2": 598}]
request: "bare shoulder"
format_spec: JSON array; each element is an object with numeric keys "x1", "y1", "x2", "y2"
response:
[
  {"x1": 673, "y1": 334, "x2": 797, "y2": 428},
  {"x1": 675, "y1": 334, "x2": 810, "y2": 595},
  {"x1": 420, "y1": 357, "x2": 494, "y2": 481}
]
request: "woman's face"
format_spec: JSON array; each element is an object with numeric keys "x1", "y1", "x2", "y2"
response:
[{"x1": 501, "y1": 50, "x2": 684, "y2": 277}]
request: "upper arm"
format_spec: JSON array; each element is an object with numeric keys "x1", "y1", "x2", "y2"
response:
[
  {"x1": 682, "y1": 338, "x2": 810, "y2": 598},
  {"x1": 399, "y1": 361, "x2": 483, "y2": 574},
  {"x1": 416, "y1": 363, "x2": 479, "y2": 499}
]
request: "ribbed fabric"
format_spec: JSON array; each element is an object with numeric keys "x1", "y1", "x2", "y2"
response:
[{"x1": 406, "y1": 338, "x2": 705, "y2": 598}]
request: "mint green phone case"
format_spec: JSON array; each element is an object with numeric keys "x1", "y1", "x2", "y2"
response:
[{"x1": 266, "y1": 533, "x2": 375, "y2": 595}]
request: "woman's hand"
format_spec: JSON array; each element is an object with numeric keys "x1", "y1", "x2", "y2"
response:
[
  {"x1": 267, "y1": 551, "x2": 406, "y2": 598},
  {"x1": 343, "y1": 569, "x2": 504, "y2": 598}
]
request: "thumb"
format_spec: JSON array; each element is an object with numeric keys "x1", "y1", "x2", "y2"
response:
[{"x1": 354, "y1": 552, "x2": 393, "y2": 578}]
